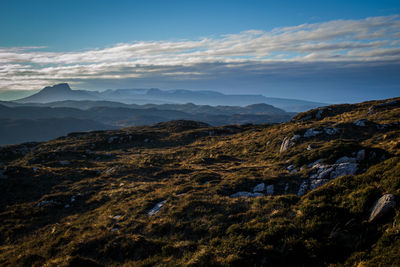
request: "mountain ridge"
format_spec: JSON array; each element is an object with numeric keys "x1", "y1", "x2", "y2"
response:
[{"x1": 14, "y1": 83, "x2": 327, "y2": 112}]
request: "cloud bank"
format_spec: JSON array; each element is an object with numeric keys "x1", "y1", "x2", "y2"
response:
[{"x1": 1, "y1": 15, "x2": 399, "y2": 102}]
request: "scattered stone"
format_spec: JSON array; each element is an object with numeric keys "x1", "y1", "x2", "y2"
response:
[
  {"x1": 304, "y1": 128, "x2": 322, "y2": 138},
  {"x1": 266, "y1": 185, "x2": 274, "y2": 195},
  {"x1": 230, "y1": 192, "x2": 264, "y2": 198},
  {"x1": 111, "y1": 228, "x2": 119, "y2": 232},
  {"x1": 324, "y1": 128, "x2": 339, "y2": 135},
  {"x1": 144, "y1": 138, "x2": 149, "y2": 143},
  {"x1": 368, "y1": 194, "x2": 396, "y2": 222},
  {"x1": 356, "y1": 149, "x2": 366, "y2": 161},
  {"x1": 32, "y1": 167, "x2": 38, "y2": 172},
  {"x1": 307, "y1": 144, "x2": 313, "y2": 151},
  {"x1": 353, "y1": 119, "x2": 369, "y2": 127},
  {"x1": 297, "y1": 181, "x2": 308, "y2": 197},
  {"x1": 148, "y1": 200, "x2": 167, "y2": 216},
  {"x1": 36, "y1": 200, "x2": 59, "y2": 207},
  {"x1": 287, "y1": 165, "x2": 295, "y2": 171},
  {"x1": 64, "y1": 204, "x2": 70, "y2": 208},
  {"x1": 284, "y1": 183, "x2": 289, "y2": 194},
  {"x1": 307, "y1": 159, "x2": 323, "y2": 168},
  {"x1": 59, "y1": 160, "x2": 70, "y2": 166},
  {"x1": 113, "y1": 215, "x2": 122, "y2": 220},
  {"x1": 71, "y1": 196, "x2": 76, "y2": 202},
  {"x1": 253, "y1": 183, "x2": 265, "y2": 192}
]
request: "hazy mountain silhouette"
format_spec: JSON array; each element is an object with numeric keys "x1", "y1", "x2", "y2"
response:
[
  {"x1": 16, "y1": 83, "x2": 101, "y2": 103},
  {"x1": 14, "y1": 83, "x2": 326, "y2": 112}
]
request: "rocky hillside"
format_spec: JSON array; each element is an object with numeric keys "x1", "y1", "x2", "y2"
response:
[{"x1": 0, "y1": 98, "x2": 399, "y2": 266}]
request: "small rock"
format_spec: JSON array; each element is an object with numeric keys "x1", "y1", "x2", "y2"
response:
[
  {"x1": 284, "y1": 183, "x2": 289, "y2": 193},
  {"x1": 304, "y1": 128, "x2": 322, "y2": 138},
  {"x1": 324, "y1": 128, "x2": 339, "y2": 135},
  {"x1": 59, "y1": 160, "x2": 70, "y2": 166},
  {"x1": 111, "y1": 228, "x2": 119, "y2": 232},
  {"x1": 307, "y1": 144, "x2": 313, "y2": 151},
  {"x1": 368, "y1": 194, "x2": 396, "y2": 222},
  {"x1": 353, "y1": 119, "x2": 369, "y2": 127},
  {"x1": 230, "y1": 192, "x2": 264, "y2": 198},
  {"x1": 287, "y1": 165, "x2": 295, "y2": 171},
  {"x1": 113, "y1": 215, "x2": 122, "y2": 220},
  {"x1": 64, "y1": 204, "x2": 70, "y2": 208},
  {"x1": 356, "y1": 149, "x2": 366, "y2": 161},
  {"x1": 266, "y1": 185, "x2": 274, "y2": 195},
  {"x1": 297, "y1": 181, "x2": 308, "y2": 197},
  {"x1": 148, "y1": 200, "x2": 167, "y2": 216},
  {"x1": 253, "y1": 183, "x2": 265, "y2": 192},
  {"x1": 335, "y1": 156, "x2": 357, "y2": 164}
]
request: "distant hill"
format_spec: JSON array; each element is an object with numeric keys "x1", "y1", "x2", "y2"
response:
[
  {"x1": 14, "y1": 83, "x2": 326, "y2": 112},
  {"x1": 0, "y1": 100, "x2": 293, "y2": 145}
]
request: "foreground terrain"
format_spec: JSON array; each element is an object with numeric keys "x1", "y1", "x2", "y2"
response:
[{"x1": 0, "y1": 97, "x2": 399, "y2": 266}]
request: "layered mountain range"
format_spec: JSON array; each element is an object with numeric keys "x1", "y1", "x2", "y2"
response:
[{"x1": 15, "y1": 83, "x2": 325, "y2": 112}]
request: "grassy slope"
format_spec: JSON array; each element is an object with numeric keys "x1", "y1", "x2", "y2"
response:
[{"x1": 0, "y1": 98, "x2": 399, "y2": 266}]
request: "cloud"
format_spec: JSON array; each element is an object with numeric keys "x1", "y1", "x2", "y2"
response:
[{"x1": 0, "y1": 15, "x2": 399, "y2": 92}]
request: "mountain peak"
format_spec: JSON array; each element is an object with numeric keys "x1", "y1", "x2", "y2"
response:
[{"x1": 41, "y1": 83, "x2": 71, "y2": 92}]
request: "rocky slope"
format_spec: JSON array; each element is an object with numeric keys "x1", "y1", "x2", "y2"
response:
[{"x1": 0, "y1": 97, "x2": 399, "y2": 266}]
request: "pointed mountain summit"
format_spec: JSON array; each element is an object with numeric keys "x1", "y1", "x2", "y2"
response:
[{"x1": 16, "y1": 83, "x2": 100, "y2": 103}]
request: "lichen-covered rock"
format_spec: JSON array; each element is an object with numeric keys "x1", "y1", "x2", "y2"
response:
[{"x1": 368, "y1": 194, "x2": 396, "y2": 222}]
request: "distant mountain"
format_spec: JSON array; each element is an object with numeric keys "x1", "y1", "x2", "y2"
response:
[
  {"x1": 13, "y1": 83, "x2": 326, "y2": 112},
  {"x1": 16, "y1": 83, "x2": 100, "y2": 103}
]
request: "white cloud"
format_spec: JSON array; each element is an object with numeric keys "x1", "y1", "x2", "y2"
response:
[{"x1": 0, "y1": 15, "x2": 399, "y2": 90}]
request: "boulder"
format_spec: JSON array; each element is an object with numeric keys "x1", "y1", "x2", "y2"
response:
[
  {"x1": 368, "y1": 194, "x2": 396, "y2": 222},
  {"x1": 330, "y1": 163, "x2": 358, "y2": 179}
]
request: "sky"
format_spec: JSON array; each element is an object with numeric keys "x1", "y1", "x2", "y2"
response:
[{"x1": 0, "y1": 0, "x2": 399, "y2": 103}]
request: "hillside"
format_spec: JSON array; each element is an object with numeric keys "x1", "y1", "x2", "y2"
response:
[{"x1": 0, "y1": 97, "x2": 399, "y2": 266}]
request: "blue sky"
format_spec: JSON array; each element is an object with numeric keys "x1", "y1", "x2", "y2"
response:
[{"x1": 1, "y1": 0, "x2": 400, "y2": 103}]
